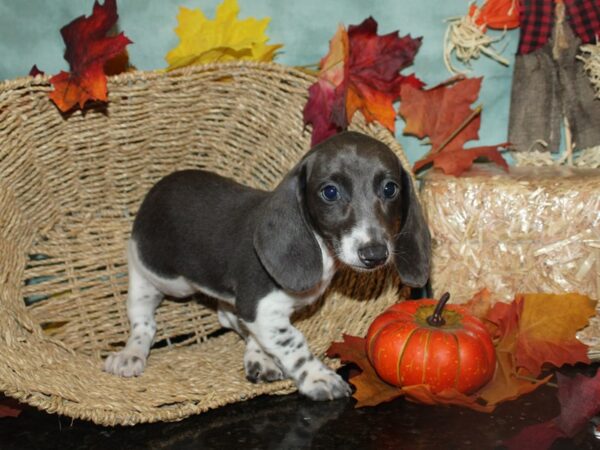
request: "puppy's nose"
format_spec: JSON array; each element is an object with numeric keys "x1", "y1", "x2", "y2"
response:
[{"x1": 358, "y1": 244, "x2": 389, "y2": 268}]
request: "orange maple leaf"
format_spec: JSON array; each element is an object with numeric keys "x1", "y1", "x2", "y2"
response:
[
  {"x1": 327, "y1": 334, "x2": 402, "y2": 407},
  {"x1": 512, "y1": 293, "x2": 595, "y2": 377},
  {"x1": 399, "y1": 76, "x2": 508, "y2": 176},
  {"x1": 49, "y1": 0, "x2": 132, "y2": 112},
  {"x1": 400, "y1": 76, "x2": 482, "y2": 153},
  {"x1": 469, "y1": 0, "x2": 520, "y2": 30}
]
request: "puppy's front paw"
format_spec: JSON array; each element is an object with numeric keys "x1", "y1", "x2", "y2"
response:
[
  {"x1": 104, "y1": 349, "x2": 147, "y2": 377},
  {"x1": 244, "y1": 348, "x2": 285, "y2": 383},
  {"x1": 298, "y1": 366, "x2": 352, "y2": 401}
]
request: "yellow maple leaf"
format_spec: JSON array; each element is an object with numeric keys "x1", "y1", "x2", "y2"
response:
[{"x1": 165, "y1": 0, "x2": 282, "y2": 70}]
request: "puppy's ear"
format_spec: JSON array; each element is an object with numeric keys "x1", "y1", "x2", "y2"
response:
[
  {"x1": 394, "y1": 167, "x2": 431, "y2": 287},
  {"x1": 254, "y1": 163, "x2": 323, "y2": 292}
]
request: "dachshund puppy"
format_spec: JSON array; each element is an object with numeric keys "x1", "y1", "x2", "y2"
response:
[{"x1": 104, "y1": 131, "x2": 431, "y2": 401}]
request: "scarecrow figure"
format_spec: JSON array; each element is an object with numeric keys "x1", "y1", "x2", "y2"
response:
[{"x1": 509, "y1": 0, "x2": 600, "y2": 153}]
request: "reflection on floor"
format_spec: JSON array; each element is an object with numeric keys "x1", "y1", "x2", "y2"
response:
[{"x1": 1, "y1": 365, "x2": 599, "y2": 449}]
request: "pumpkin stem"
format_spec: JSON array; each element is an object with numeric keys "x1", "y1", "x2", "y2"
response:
[{"x1": 426, "y1": 292, "x2": 451, "y2": 327}]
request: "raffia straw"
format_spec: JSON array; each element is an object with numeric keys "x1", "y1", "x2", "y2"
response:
[
  {"x1": 422, "y1": 167, "x2": 600, "y2": 306},
  {"x1": 578, "y1": 40, "x2": 600, "y2": 98},
  {"x1": 443, "y1": 8, "x2": 510, "y2": 75},
  {"x1": 512, "y1": 118, "x2": 600, "y2": 168}
]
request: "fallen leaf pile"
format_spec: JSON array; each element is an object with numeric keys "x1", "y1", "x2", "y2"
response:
[
  {"x1": 303, "y1": 17, "x2": 422, "y2": 146},
  {"x1": 48, "y1": 0, "x2": 131, "y2": 112},
  {"x1": 327, "y1": 291, "x2": 596, "y2": 412},
  {"x1": 165, "y1": 0, "x2": 281, "y2": 71},
  {"x1": 399, "y1": 75, "x2": 509, "y2": 176}
]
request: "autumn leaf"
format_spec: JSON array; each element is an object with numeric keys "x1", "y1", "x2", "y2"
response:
[
  {"x1": 460, "y1": 288, "x2": 495, "y2": 322},
  {"x1": 505, "y1": 369, "x2": 600, "y2": 450},
  {"x1": 0, "y1": 397, "x2": 22, "y2": 418},
  {"x1": 512, "y1": 293, "x2": 595, "y2": 377},
  {"x1": 303, "y1": 17, "x2": 422, "y2": 146},
  {"x1": 327, "y1": 334, "x2": 402, "y2": 407},
  {"x1": 400, "y1": 77, "x2": 481, "y2": 153},
  {"x1": 413, "y1": 144, "x2": 510, "y2": 176},
  {"x1": 344, "y1": 18, "x2": 423, "y2": 132},
  {"x1": 165, "y1": 0, "x2": 281, "y2": 71},
  {"x1": 104, "y1": 49, "x2": 134, "y2": 76},
  {"x1": 478, "y1": 293, "x2": 595, "y2": 405},
  {"x1": 29, "y1": 65, "x2": 44, "y2": 77},
  {"x1": 478, "y1": 296, "x2": 551, "y2": 406},
  {"x1": 469, "y1": 0, "x2": 520, "y2": 30},
  {"x1": 48, "y1": 0, "x2": 132, "y2": 112},
  {"x1": 302, "y1": 26, "x2": 349, "y2": 145},
  {"x1": 399, "y1": 75, "x2": 508, "y2": 176}
]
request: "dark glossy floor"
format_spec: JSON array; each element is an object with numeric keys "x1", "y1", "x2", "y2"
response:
[{"x1": 1, "y1": 366, "x2": 599, "y2": 450}]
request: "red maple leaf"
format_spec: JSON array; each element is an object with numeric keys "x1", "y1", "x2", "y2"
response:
[
  {"x1": 0, "y1": 396, "x2": 22, "y2": 418},
  {"x1": 302, "y1": 26, "x2": 349, "y2": 145},
  {"x1": 399, "y1": 76, "x2": 509, "y2": 176},
  {"x1": 49, "y1": 0, "x2": 132, "y2": 112},
  {"x1": 344, "y1": 18, "x2": 423, "y2": 132},
  {"x1": 303, "y1": 17, "x2": 422, "y2": 146},
  {"x1": 29, "y1": 65, "x2": 45, "y2": 77},
  {"x1": 505, "y1": 370, "x2": 600, "y2": 450}
]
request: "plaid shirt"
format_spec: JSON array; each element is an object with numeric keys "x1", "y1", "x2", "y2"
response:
[{"x1": 518, "y1": 0, "x2": 600, "y2": 55}]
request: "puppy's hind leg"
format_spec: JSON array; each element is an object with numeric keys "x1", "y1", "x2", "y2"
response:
[
  {"x1": 217, "y1": 305, "x2": 284, "y2": 383},
  {"x1": 104, "y1": 256, "x2": 163, "y2": 377}
]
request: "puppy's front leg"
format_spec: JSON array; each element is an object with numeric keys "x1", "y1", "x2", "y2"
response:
[
  {"x1": 243, "y1": 292, "x2": 351, "y2": 401},
  {"x1": 218, "y1": 305, "x2": 284, "y2": 382}
]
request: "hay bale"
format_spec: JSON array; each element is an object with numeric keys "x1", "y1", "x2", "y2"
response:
[{"x1": 422, "y1": 164, "x2": 600, "y2": 303}]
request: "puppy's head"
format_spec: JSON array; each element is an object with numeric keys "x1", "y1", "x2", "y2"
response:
[{"x1": 254, "y1": 131, "x2": 431, "y2": 292}]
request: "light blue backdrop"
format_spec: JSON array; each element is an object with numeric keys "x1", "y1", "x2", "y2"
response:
[{"x1": 0, "y1": 0, "x2": 519, "y2": 164}]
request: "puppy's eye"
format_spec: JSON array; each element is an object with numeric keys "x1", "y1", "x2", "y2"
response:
[
  {"x1": 383, "y1": 181, "x2": 399, "y2": 199},
  {"x1": 321, "y1": 185, "x2": 340, "y2": 202}
]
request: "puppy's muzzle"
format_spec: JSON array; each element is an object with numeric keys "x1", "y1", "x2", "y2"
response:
[{"x1": 357, "y1": 243, "x2": 389, "y2": 269}]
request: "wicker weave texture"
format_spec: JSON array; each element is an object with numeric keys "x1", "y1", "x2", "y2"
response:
[{"x1": 0, "y1": 62, "x2": 411, "y2": 425}]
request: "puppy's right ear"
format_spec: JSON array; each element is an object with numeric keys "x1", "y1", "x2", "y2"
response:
[
  {"x1": 394, "y1": 166, "x2": 431, "y2": 287},
  {"x1": 253, "y1": 163, "x2": 323, "y2": 292}
]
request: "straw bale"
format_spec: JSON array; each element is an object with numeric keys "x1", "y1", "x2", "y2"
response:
[{"x1": 421, "y1": 164, "x2": 600, "y2": 354}]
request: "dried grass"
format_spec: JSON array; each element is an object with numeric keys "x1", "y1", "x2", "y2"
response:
[{"x1": 421, "y1": 164, "x2": 600, "y2": 353}]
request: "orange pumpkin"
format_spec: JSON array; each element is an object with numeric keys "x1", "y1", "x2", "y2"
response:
[{"x1": 366, "y1": 293, "x2": 496, "y2": 394}]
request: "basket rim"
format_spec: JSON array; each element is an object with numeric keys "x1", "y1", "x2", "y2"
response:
[{"x1": 0, "y1": 60, "x2": 317, "y2": 91}]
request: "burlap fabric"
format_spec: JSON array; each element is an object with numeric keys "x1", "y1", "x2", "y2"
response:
[
  {"x1": 0, "y1": 62, "x2": 412, "y2": 426},
  {"x1": 509, "y1": 7, "x2": 600, "y2": 153}
]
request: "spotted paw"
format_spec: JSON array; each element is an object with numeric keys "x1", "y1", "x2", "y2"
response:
[
  {"x1": 104, "y1": 349, "x2": 147, "y2": 377},
  {"x1": 298, "y1": 366, "x2": 351, "y2": 401},
  {"x1": 244, "y1": 347, "x2": 285, "y2": 383}
]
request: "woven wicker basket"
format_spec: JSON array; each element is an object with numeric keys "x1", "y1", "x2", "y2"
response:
[{"x1": 0, "y1": 62, "x2": 412, "y2": 426}]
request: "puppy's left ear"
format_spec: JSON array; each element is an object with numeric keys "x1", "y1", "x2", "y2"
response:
[
  {"x1": 394, "y1": 167, "x2": 431, "y2": 287},
  {"x1": 254, "y1": 163, "x2": 323, "y2": 292}
]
